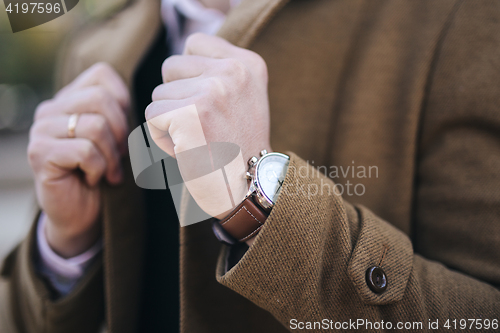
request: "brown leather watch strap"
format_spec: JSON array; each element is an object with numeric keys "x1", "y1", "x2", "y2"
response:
[{"x1": 218, "y1": 196, "x2": 268, "y2": 242}]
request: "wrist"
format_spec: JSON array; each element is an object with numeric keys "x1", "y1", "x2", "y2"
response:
[
  {"x1": 214, "y1": 149, "x2": 287, "y2": 246},
  {"x1": 243, "y1": 146, "x2": 273, "y2": 247},
  {"x1": 43, "y1": 214, "x2": 102, "y2": 258},
  {"x1": 214, "y1": 145, "x2": 272, "y2": 221}
]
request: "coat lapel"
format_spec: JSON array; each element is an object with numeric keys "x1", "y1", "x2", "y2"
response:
[
  {"x1": 179, "y1": 1, "x2": 292, "y2": 333},
  {"x1": 60, "y1": 1, "x2": 164, "y2": 332},
  {"x1": 99, "y1": 2, "x2": 162, "y2": 332}
]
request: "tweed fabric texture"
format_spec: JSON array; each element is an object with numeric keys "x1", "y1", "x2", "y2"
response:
[{"x1": 0, "y1": 220, "x2": 104, "y2": 333}]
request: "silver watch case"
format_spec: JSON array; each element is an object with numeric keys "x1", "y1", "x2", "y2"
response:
[{"x1": 245, "y1": 151, "x2": 290, "y2": 211}]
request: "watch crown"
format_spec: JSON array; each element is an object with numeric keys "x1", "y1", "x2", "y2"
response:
[
  {"x1": 260, "y1": 149, "x2": 268, "y2": 157},
  {"x1": 245, "y1": 172, "x2": 252, "y2": 180},
  {"x1": 248, "y1": 156, "x2": 258, "y2": 167}
]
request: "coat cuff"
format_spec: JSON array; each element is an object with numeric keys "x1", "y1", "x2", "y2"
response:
[
  {"x1": 347, "y1": 206, "x2": 413, "y2": 304},
  {"x1": 216, "y1": 153, "x2": 413, "y2": 320}
]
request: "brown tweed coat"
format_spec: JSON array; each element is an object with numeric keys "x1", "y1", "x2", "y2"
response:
[{"x1": 1, "y1": 0, "x2": 500, "y2": 332}]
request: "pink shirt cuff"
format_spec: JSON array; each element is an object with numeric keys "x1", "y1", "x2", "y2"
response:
[{"x1": 36, "y1": 213, "x2": 102, "y2": 295}]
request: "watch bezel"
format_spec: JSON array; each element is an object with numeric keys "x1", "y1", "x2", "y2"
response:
[{"x1": 253, "y1": 152, "x2": 289, "y2": 210}]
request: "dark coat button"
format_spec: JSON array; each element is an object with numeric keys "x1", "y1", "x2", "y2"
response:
[{"x1": 366, "y1": 266, "x2": 387, "y2": 293}]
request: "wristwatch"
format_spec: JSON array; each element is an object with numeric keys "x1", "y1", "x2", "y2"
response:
[{"x1": 213, "y1": 150, "x2": 290, "y2": 244}]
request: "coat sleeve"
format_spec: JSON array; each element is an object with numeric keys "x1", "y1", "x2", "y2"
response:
[
  {"x1": 0, "y1": 217, "x2": 105, "y2": 333},
  {"x1": 215, "y1": 1, "x2": 500, "y2": 330},
  {"x1": 216, "y1": 152, "x2": 500, "y2": 330}
]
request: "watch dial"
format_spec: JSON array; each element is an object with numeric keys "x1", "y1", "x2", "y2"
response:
[{"x1": 257, "y1": 154, "x2": 289, "y2": 204}]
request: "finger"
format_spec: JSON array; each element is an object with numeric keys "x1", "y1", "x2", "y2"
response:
[
  {"x1": 146, "y1": 103, "x2": 207, "y2": 155},
  {"x1": 145, "y1": 99, "x2": 196, "y2": 157},
  {"x1": 152, "y1": 77, "x2": 204, "y2": 101},
  {"x1": 183, "y1": 33, "x2": 243, "y2": 59},
  {"x1": 147, "y1": 123, "x2": 175, "y2": 157},
  {"x1": 161, "y1": 55, "x2": 214, "y2": 83},
  {"x1": 35, "y1": 86, "x2": 128, "y2": 153},
  {"x1": 57, "y1": 62, "x2": 130, "y2": 109},
  {"x1": 33, "y1": 114, "x2": 123, "y2": 184},
  {"x1": 145, "y1": 97, "x2": 196, "y2": 121},
  {"x1": 45, "y1": 138, "x2": 107, "y2": 187}
]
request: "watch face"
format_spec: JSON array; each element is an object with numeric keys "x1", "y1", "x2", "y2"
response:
[{"x1": 255, "y1": 153, "x2": 290, "y2": 205}]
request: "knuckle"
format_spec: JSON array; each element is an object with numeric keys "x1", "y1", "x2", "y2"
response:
[
  {"x1": 185, "y1": 32, "x2": 204, "y2": 48},
  {"x1": 34, "y1": 100, "x2": 53, "y2": 120},
  {"x1": 29, "y1": 120, "x2": 41, "y2": 137},
  {"x1": 27, "y1": 139, "x2": 42, "y2": 164},
  {"x1": 34, "y1": 117, "x2": 52, "y2": 135},
  {"x1": 80, "y1": 140, "x2": 96, "y2": 160},
  {"x1": 252, "y1": 53, "x2": 268, "y2": 79},
  {"x1": 38, "y1": 173, "x2": 50, "y2": 186},
  {"x1": 162, "y1": 55, "x2": 181, "y2": 79},
  {"x1": 90, "y1": 62, "x2": 114, "y2": 78},
  {"x1": 151, "y1": 84, "x2": 164, "y2": 101},
  {"x1": 223, "y1": 58, "x2": 249, "y2": 82},
  {"x1": 27, "y1": 139, "x2": 49, "y2": 172},
  {"x1": 37, "y1": 170, "x2": 53, "y2": 187},
  {"x1": 194, "y1": 96, "x2": 210, "y2": 116},
  {"x1": 162, "y1": 55, "x2": 180, "y2": 69},
  {"x1": 88, "y1": 115, "x2": 107, "y2": 141},
  {"x1": 91, "y1": 86, "x2": 111, "y2": 108},
  {"x1": 203, "y1": 77, "x2": 226, "y2": 97},
  {"x1": 145, "y1": 102, "x2": 157, "y2": 120},
  {"x1": 194, "y1": 95, "x2": 220, "y2": 121}
]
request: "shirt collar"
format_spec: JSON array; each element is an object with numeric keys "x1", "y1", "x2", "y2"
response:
[{"x1": 161, "y1": 0, "x2": 242, "y2": 54}]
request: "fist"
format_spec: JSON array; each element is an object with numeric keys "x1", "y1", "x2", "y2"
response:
[
  {"x1": 28, "y1": 63, "x2": 129, "y2": 257},
  {"x1": 146, "y1": 33, "x2": 271, "y2": 219}
]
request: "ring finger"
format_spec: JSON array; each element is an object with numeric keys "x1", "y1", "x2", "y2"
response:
[{"x1": 34, "y1": 114, "x2": 122, "y2": 184}]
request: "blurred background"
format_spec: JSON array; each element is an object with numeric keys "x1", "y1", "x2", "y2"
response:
[{"x1": 0, "y1": 0, "x2": 126, "y2": 260}]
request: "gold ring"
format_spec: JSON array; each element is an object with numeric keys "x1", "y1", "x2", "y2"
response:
[{"x1": 67, "y1": 113, "x2": 80, "y2": 138}]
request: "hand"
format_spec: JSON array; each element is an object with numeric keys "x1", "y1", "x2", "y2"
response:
[
  {"x1": 28, "y1": 63, "x2": 129, "y2": 258},
  {"x1": 146, "y1": 33, "x2": 272, "y2": 220}
]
